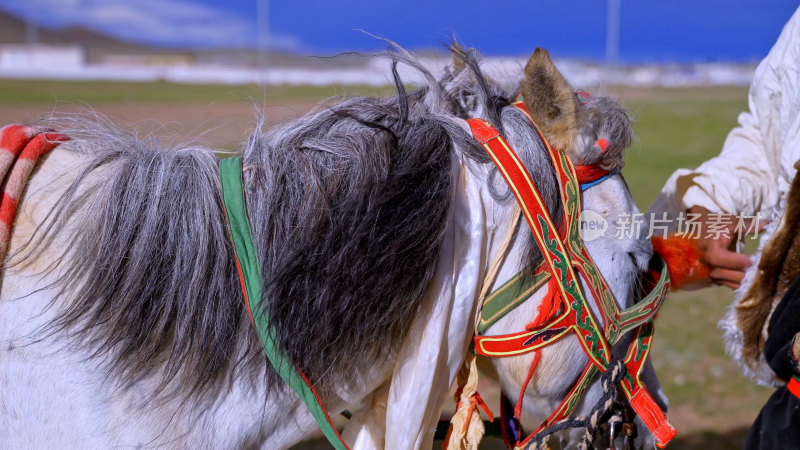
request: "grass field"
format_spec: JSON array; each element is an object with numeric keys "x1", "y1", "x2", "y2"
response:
[
  {"x1": 0, "y1": 79, "x2": 396, "y2": 106},
  {"x1": 0, "y1": 80, "x2": 772, "y2": 448}
]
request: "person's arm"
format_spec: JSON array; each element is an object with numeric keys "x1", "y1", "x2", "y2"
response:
[
  {"x1": 649, "y1": 7, "x2": 800, "y2": 289},
  {"x1": 649, "y1": 80, "x2": 776, "y2": 288},
  {"x1": 652, "y1": 51, "x2": 783, "y2": 218}
]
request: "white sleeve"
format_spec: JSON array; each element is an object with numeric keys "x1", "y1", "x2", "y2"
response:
[{"x1": 651, "y1": 6, "x2": 800, "y2": 217}]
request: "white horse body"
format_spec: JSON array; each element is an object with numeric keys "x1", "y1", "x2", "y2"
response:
[
  {"x1": 0, "y1": 47, "x2": 667, "y2": 449},
  {"x1": 2, "y1": 147, "x2": 407, "y2": 448},
  {"x1": 0, "y1": 149, "x2": 315, "y2": 448},
  {"x1": 0, "y1": 131, "x2": 511, "y2": 449},
  {"x1": 0, "y1": 130, "x2": 657, "y2": 450}
]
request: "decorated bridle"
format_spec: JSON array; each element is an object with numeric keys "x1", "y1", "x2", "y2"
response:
[{"x1": 466, "y1": 99, "x2": 675, "y2": 448}]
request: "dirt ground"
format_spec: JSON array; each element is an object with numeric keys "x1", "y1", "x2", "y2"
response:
[{"x1": 0, "y1": 101, "x2": 317, "y2": 150}]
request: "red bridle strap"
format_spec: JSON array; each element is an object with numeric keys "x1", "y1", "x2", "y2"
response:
[
  {"x1": 467, "y1": 110, "x2": 675, "y2": 448},
  {"x1": 575, "y1": 163, "x2": 611, "y2": 185}
]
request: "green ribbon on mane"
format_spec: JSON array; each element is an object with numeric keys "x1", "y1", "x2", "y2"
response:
[{"x1": 219, "y1": 156, "x2": 349, "y2": 450}]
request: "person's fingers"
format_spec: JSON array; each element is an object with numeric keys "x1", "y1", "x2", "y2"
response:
[
  {"x1": 714, "y1": 279, "x2": 740, "y2": 290},
  {"x1": 703, "y1": 247, "x2": 753, "y2": 271},
  {"x1": 699, "y1": 235, "x2": 731, "y2": 253},
  {"x1": 709, "y1": 267, "x2": 745, "y2": 284},
  {"x1": 729, "y1": 217, "x2": 770, "y2": 237},
  {"x1": 709, "y1": 233, "x2": 734, "y2": 248}
]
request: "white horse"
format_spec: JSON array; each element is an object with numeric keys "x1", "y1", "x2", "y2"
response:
[{"x1": 0, "y1": 47, "x2": 665, "y2": 449}]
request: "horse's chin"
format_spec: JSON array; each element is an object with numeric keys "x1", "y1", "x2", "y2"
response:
[
  {"x1": 632, "y1": 253, "x2": 662, "y2": 305},
  {"x1": 631, "y1": 245, "x2": 653, "y2": 274}
]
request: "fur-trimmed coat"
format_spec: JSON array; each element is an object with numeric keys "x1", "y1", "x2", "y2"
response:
[
  {"x1": 742, "y1": 269, "x2": 800, "y2": 449},
  {"x1": 722, "y1": 162, "x2": 800, "y2": 385}
]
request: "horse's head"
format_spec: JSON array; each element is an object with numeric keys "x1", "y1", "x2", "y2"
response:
[
  {"x1": 520, "y1": 48, "x2": 651, "y2": 308},
  {"x1": 453, "y1": 47, "x2": 663, "y2": 448}
]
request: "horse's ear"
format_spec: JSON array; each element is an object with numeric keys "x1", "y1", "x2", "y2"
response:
[
  {"x1": 452, "y1": 41, "x2": 467, "y2": 73},
  {"x1": 452, "y1": 41, "x2": 481, "y2": 74},
  {"x1": 521, "y1": 48, "x2": 578, "y2": 152}
]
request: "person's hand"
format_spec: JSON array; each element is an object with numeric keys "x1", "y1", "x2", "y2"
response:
[{"x1": 688, "y1": 205, "x2": 765, "y2": 289}]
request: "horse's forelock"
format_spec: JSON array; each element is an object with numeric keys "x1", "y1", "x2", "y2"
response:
[{"x1": 575, "y1": 95, "x2": 634, "y2": 170}]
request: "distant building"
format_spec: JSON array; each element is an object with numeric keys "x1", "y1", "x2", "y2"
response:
[
  {"x1": 101, "y1": 54, "x2": 194, "y2": 67},
  {"x1": 0, "y1": 44, "x2": 85, "y2": 70}
]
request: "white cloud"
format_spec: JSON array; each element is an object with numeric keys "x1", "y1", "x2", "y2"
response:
[{"x1": 0, "y1": 0, "x2": 300, "y2": 49}]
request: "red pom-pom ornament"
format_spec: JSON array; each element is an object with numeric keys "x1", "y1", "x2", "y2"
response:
[{"x1": 651, "y1": 233, "x2": 710, "y2": 290}]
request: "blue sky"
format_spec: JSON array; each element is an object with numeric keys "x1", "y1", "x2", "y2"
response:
[{"x1": 2, "y1": 0, "x2": 797, "y2": 62}]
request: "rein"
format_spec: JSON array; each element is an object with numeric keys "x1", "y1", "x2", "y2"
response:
[{"x1": 468, "y1": 101, "x2": 675, "y2": 449}]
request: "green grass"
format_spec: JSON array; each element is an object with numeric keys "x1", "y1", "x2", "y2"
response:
[
  {"x1": 0, "y1": 79, "x2": 395, "y2": 106},
  {"x1": 620, "y1": 87, "x2": 748, "y2": 208}
]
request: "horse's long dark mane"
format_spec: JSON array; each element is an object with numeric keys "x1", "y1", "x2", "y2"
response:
[
  {"x1": 14, "y1": 45, "x2": 624, "y2": 400},
  {"x1": 245, "y1": 99, "x2": 457, "y2": 387}
]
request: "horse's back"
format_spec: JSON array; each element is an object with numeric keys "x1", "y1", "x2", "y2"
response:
[
  {"x1": 0, "y1": 147, "x2": 111, "y2": 446},
  {"x1": 0, "y1": 147, "x2": 310, "y2": 449}
]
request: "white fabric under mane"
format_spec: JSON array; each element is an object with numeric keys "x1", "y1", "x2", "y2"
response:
[{"x1": 346, "y1": 132, "x2": 505, "y2": 449}]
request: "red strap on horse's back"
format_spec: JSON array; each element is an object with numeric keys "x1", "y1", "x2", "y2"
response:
[{"x1": 0, "y1": 125, "x2": 68, "y2": 263}]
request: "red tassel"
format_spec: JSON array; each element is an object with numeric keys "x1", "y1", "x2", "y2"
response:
[
  {"x1": 527, "y1": 277, "x2": 562, "y2": 331},
  {"x1": 651, "y1": 233, "x2": 710, "y2": 290},
  {"x1": 514, "y1": 350, "x2": 542, "y2": 419}
]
